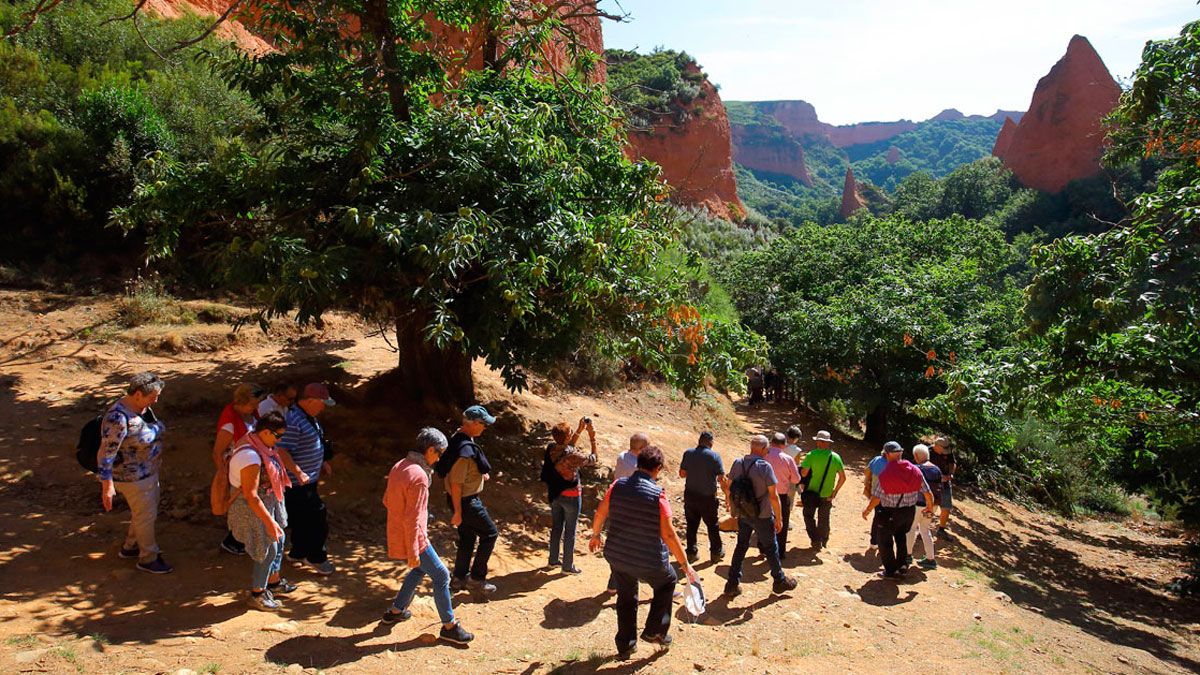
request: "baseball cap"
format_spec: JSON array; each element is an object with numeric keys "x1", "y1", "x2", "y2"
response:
[
  {"x1": 463, "y1": 405, "x2": 496, "y2": 425},
  {"x1": 883, "y1": 441, "x2": 903, "y2": 454},
  {"x1": 301, "y1": 383, "x2": 336, "y2": 407}
]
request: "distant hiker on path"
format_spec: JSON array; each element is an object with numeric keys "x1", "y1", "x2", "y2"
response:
[
  {"x1": 540, "y1": 417, "x2": 598, "y2": 574},
  {"x1": 930, "y1": 436, "x2": 957, "y2": 537},
  {"x1": 861, "y1": 441, "x2": 934, "y2": 579},
  {"x1": 436, "y1": 405, "x2": 500, "y2": 595},
  {"x1": 746, "y1": 367, "x2": 764, "y2": 406},
  {"x1": 613, "y1": 432, "x2": 649, "y2": 480},
  {"x1": 277, "y1": 383, "x2": 336, "y2": 576},
  {"x1": 678, "y1": 431, "x2": 727, "y2": 563},
  {"x1": 382, "y1": 427, "x2": 474, "y2": 644},
  {"x1": 723, "y1": 435, "x2": 797, "y2": 597},
  {"x1": 213, "y1": 383, "x2": 262, "y2": 557},
  {"x1": 590, "y1": 446, "x2": 697, "y2": 660},
  {"x1": 799, "y1": 430, "x2": 846, "y2": 550},
  {"x1": 226, "y1": 411, "x2": 295, "y2": 610},
  {"x1": 906, "y1": 444, "x2": 942, "y2": 570},
  {"x1": 99, "y1": 371, "x2": 172, "y2": 574},
  {"x1": 765, "y1": 432, "x2": 801, "y2": 560}
]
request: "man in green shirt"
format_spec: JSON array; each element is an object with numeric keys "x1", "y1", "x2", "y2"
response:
[{"x1": 799, "y1": 430, "x2": 847, "y2": 550}]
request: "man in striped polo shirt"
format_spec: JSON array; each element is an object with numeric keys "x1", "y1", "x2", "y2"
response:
[
  {"x1": 589, "y1": 446, "x2": 697, "y2": 660},
  {"x1": 277, "y1": 383, "x2": 336, "y2": 576}
]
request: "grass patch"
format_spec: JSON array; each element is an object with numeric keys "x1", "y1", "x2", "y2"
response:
[
  {"x1": 4, "y1": 635, "x2": 38, "y2": 648},
  {"x1": 200, "y1": 662, "x2": 222, "y2": 673},
  {"x1": 51, "y1": 645, "x2": 83, "y2": 672},
  {"x1": 116, "y1": 278, "x2": 195, "y2": 328},
  {"x1": 950, "y1": 623, "x2": 1035, "y2": 664}
]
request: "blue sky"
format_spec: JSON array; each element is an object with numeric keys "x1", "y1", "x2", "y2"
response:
[{"x1": 598, "y1": 0, "x2": 1199, "y2": 125}]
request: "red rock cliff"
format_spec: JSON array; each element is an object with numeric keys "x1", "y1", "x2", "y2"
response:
[
  {"x1": 995, "y1": 35, "x2": 1121, "y2": 193},
  {"x1": 627, "y1": 64, "x2": 745, "y2": 221},
  {"x1": 731, "y1": 124, "x2": 812, "y2": 185},
  {"x1": 839, "y1": 168, "x2": 866, "y2": 219},
  {"x1": 750, "y1": 100, "x2": 918, "y2": 147},
  {"x1": 992, "y1": 116, "x2": 1019, "y2": 159}
]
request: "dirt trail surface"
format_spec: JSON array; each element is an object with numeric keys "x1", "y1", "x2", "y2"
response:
[{"x1": 0, "y1": 289, "x2": 1197, "y2": 674}]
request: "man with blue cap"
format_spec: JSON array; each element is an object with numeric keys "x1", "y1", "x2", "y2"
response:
[{"x1": 435, "y1": 405, "x2": 500, "y2": 594}]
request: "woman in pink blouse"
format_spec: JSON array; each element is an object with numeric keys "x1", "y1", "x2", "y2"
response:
[{"x1": 381, "y1": 428, "x2": 473, "y2": 645}]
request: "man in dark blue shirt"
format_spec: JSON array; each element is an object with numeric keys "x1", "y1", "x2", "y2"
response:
[{"x1": 678, "y1": 431, "x2": 728, "y2": 562}]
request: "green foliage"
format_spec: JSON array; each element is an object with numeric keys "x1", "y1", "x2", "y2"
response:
[
  {"x1": 605, "y1": 48, "x2": 706, "y2": 128},
  {"x1": 118, "y1": 0, "x2": 762, "y2": 401},
  {"x1": 0, "y1": 0, "x2": 254, "y2": 266},
  {"x1": 721, "y1": 215, "x2": 1024, "y2": 439},
  {"x1": 733, "y1": 165, "x2": 840, "y2": 227},
  {"x1": 849, "y1": 118, "x2": 1004, "y2": 190}
]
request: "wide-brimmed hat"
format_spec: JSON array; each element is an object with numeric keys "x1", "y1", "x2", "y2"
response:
[{"x1": 812, "y1": 430, "x2": 833, "y2": 443}]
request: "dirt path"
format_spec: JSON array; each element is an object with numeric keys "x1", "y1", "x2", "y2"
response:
[{"x1": 0, "y1": 290, "x2": 1197, "y2": 674}]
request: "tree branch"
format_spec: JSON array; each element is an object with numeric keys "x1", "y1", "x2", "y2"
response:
[{"x1": 3, "y1": 0, "x2": 67, "y2": 39}]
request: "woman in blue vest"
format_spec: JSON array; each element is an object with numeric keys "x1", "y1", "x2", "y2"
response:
[{"x1": 589, "y1": 446, "x2": 697, "y2": 660}]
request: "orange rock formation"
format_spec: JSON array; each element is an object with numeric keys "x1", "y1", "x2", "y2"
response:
[
  {"x1": 627, "y1": 64, "x2": 746, "y2": 220},
  {"x1": 992, "y1": 117, "x2": 1019, "y2": 159},
  {"x1": 839, "y1": 168, "x2": 866, "y2": 219},
  {"x1": 730, "y1": 124, "x2": 812, "y2": 186},
  {"x1": 994, "y1": 35, "x2": 1121, "y2": 193}
]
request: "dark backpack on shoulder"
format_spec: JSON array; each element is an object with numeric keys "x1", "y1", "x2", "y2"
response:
[
  {"x1": 729, "y1": 458, "x2": 763, "y2": 520},
  {"x1": 76, "y1": 414, "x2": 104, "y2": 473}
]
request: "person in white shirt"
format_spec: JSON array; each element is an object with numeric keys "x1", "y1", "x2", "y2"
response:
[
  {"x1": 783, "y1": 426, "x2": 803, "y2": 460},
  {"x1": 257, "y1": 383, "x2": 297, "y2": 418},
  {"x1": 613, "y1": 432, "x2": 649, "y2": 480}
]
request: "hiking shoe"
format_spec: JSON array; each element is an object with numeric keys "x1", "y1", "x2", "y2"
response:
[
  {"x1": 439, "y1": 622, "x2": 475, "y2": 644},
  {"x1": 561, "y1": 565, "x2": 582, "y2": 575},
  {"x1": 247, "y1": 590, "x2": 281, "y2": 611},
  {"x1": 710, "y1": 549, "x2": 725, "y2": 562},
  {"x1": 878, "y1": 570, "x2": 901, "y2": 580},
  {"x1": 918, "y1": 558, "x2": 938, "y2": 570},
  {"x1": 772, "y1": 576, "x2": 798, "y2": 595},
  {"x1": 306, "y1": 560, "x2": 335, "y2": 576},
  {"x1": 220, "y1": 539, "x2": 247, "y2": 556},
  {"x1": 686, "y1": 549, "x2": 699, "y2": 563},
  {"x1": 640, "y1": 632, "x2": 672, "y2": 648},
  {"x1": 903, "y1": 555, "x2": 913, "y2": 567},
  {"x1": 451, "y1": 576, "x2": 469, "y2": 591},
  {"x1": 136, "y1": 556, "x2": 174, "y2": 574},
  {"x1": 380, "y1": 608, "x2": 412, "y2": 624},
  {"x1": 268, "y1": 578, "x2": 298, "y2": 595},
  {"x1": 467, "y1": 578, "x2": 496, "y2": 594},
  {"x1": 118, "y1": 544, "x2": 140, "y2": 559},
  {"x1": 616, "y1": 643, "x2": 638, "y2": 660},
  {"x1": 723, "y1": 583, "x2": 742, "y2": 597}
]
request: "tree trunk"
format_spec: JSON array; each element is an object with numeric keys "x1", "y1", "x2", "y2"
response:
[
  {"x1": 394, "y1": 308, "x2": 474, "y2": 410},
  {"x1": 362, "y1": 0, "x2": 410, "y2": 123},
  {"x1": 864, "y1": 404, "x2": 888, "y2": 445}
]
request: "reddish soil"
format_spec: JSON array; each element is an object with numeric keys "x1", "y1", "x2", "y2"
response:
[{"x1": 0, "y1": 290, "x2": 1197, "y2": 674}]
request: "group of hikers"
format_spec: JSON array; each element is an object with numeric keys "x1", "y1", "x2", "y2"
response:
[{"x1": 94, "y1": 371, "x2": 958, "y2": 655}]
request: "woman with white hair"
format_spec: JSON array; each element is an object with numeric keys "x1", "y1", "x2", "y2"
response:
[{"x1": 906, "y1": 444, "x2": 942, "y2": 569}]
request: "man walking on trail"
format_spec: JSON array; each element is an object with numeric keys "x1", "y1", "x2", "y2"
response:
[
  {"x1": 864, "y1": 448, "x2": 887, "y2": 550},
  {"x1": 436, "y1": 405, "x2": 500, "y2": 595},
  {"x1": 861, "y1": 441, "x2": 934, "y2": 578},
  {"x1": 929, "y1": 436, "x2": 957, "y2": 537},
  {"x1": 679, "y1": 431, "x2": 727, "y2": 563},
  {"x1": 614, "y1": 432, "x2": 649, "y2": 480},
  {"x1": 764, "y1": 432, "x2": 801, "y2": 560},
  {"x1": 723, "y1": 435, "x2": 798, "y2": 597},
  {"x1": 382, "y1": 428, "x2": 474, "y2": 644},
  {"x1": 799, "y1": 430, "x2": 846, "y2": 550},
  {"x1": 590, "y1": 446, "x2": 698, "y2": 660},
  {"x1": 277, "y1": 383, "x2": 337, "y2": 576}
]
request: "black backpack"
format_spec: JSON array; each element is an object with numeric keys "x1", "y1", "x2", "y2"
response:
[
  {"x1": 75, "y1": 414, "x2": 104, "y2": 473},
  {"x1": 729, "y1": 457, "x2": 764, "y2": 520}
]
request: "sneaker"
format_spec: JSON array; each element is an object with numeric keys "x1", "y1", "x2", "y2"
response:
[
  {"x1": 903, "y1": 555, "x2": 913, "y2": 567},
  {"x1": 438, "y1": 622, "x2": 475, "y2": 645},
  {"x1": 616, "y1": 643, "x2": 638, "y2": 660},
  {"x1": 686, "y1": 549, "x2": 699, "y2": 563},
  {"x1": 710, "y1": 549, "x2": 725, "y2": 562},
  {"x1": 771, "y1": 576, "x2": 798, "y2": 594},
  {"x1": 220, "y1": 540, "x2": 247, "y2": 556},
  {"x1": 268, "y1": 578, "x2": 298, "y2": 595},
  {"x1": 547, "y1": 561, "x2": 560, "y2": 570},
  {"x1": 605, "y1": 587, "x2": 618, "y2": 596},
  {"x1": 118, "y1": 545, "x2": 140, "y2": 559},
  {"x1": 640, "y1": 632, "x2": 673, "y2": 648},
  {"x1": 467, "y1": 578, "x2": 496, "y2": 594},
  {"x1": 247, "y1": 590, "x2": 281, "y2": 611},
  {"x1": 878, "y1": 570, "x2": 901, "y2": 580},
  {"x1": 723, "y1": 583, "x2": 741, "y2": 597},
  {"x1": 380, "y1": 608, "x2": 411, "y2": 624},
  {"x1": 136, "y1": 556, "x2": 174, "y2": 574},
  {"x1": 918, "y1": 558, "x2": 938, "y2": 570},
  {"x1": 810, "y1": 540, "x2": 823, "y2": 550},
  {"x1": 561, "y1": 565, "x2": 582, "y2": 575},
  {"x1": 451, "y1": 576, "x2": 469, "y2": 591},
  {"x1": 868, "y1": 544, "x2": 878, "y2": 552},
  {"x1": 306, "y1": 560, "x2": 335, "y2": 576}
]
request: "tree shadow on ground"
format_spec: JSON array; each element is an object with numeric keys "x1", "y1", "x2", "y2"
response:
[{"x1": 953, "y1": 509, "x2": 1200, "y2": 672}]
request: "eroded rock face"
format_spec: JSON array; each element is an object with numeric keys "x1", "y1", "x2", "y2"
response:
[
  {"x1": 992, "y1": 117, "x2": 1019, "y2": 159},
  {"x1": 839, "y1": 168, "x2": 866, "y2": 219},
  {"x1": 886, "y1": 146, "x2": 901, "y2": 165},
  {"x1": 995, "y1": 35, "x2": 1121, "y2": 193},
  {"x1": 731, "y1": 124, "x2": 813, "y2": 185},
  {"x1": 628, "y1": 65, "x2": 746, "y2": 220}
]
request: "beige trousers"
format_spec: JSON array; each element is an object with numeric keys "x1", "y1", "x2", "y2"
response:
[
  {"x1": 115, "y1": 474, "x2": 161, "y2": 563},
  {"x1": 906, "y1": 508, "x2": 935, "y2": 560}
]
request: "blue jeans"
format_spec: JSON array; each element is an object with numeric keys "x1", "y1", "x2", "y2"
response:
[
  {"x1": 549, "y1": 493, "x2": 581, "y2": 568},
  {"x1": 391, "y1": 544, "x2": 454, "y2": 625},
  {"x1": 727, "y1": 517, "x2": 784, "y2": 587},
  {"x1": 252, "y1": 532, "x2": 284, "y2": 591}
]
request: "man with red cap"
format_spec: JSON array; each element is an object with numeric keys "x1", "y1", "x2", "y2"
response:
[{"x1": 861, "y1": 441, "x2": 934, "y2": 578}]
